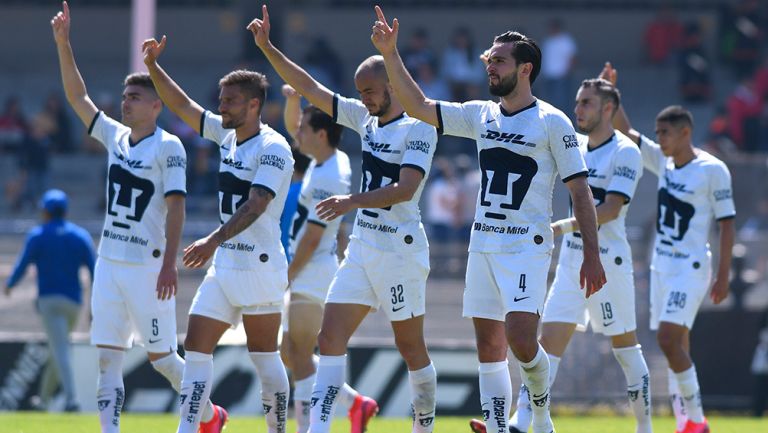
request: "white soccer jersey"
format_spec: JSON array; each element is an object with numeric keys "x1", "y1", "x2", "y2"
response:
[
  {"x1": 288, "y1": 150, "x2": 352, "y2": 261},
  {"x1": 640, "y1": 135, "x2": 736, "y2": 274},
  {"x1": 333, "y1": 94, "x2": 437, "y2": 252},
  {"x1": 200, "y1": 111, "x2": 294, "y2": 270},
  {"x1": 558, "y1": 131, "x2": 643, "y2": 268},
  {"x1": 437, "y1": 99, "x2": 588, "y2": 253},
  {"x1": 89, "y1": 112, "x2": 187, "y2": 264}
]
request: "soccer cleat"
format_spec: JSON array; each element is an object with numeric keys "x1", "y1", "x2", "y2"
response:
[
  {"x1": 198, "y1": 405, "x2": 228, "y2": 433},
  {"x1": 469, "y1": 419, "x2": 486, "y2": 433},
  {"x1": 348, "y1": 394, "x2": 379, "y2": 433},
  {"x1": 681, "y1": 418, "x2": 709, "y2": 433}
]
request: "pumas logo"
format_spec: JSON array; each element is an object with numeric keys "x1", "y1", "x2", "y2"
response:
[
  {"x1": 563, "y1": 134, "x2": 579, "y2": 149},
  {"x1": 263, "y1": 404, "x2": 272, "y2": 414},
  {"x1": 480, "y1": 130, "x2": 536, "y2": 147},
  {"x1": 365, "y1": 137, "x2": 402, "y2": 154},
  {"x1": 222, "y1": 157, "x2": 250, "y2": 170},
  {"x1": 628, "y1": 389, "x2": 639, "y2": 401},
  {"x1": 532, "y1": 392, "x2": 548, "y2": 407},
  {"x1": 98, "y1": 399, "x2": 110, "y2": 411},
  {"x1": 114, "y1": 152, "x2": 149, "y2": 169}
]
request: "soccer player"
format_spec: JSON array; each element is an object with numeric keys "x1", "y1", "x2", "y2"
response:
[
  {"x1": 471, "y1": 78, "x2": 652, "y2": 433},
  {"x1": 371, "y1": 7, "x2": 606, "y2": 433},
  {"x1": 603, "y1": 63, "x2": 735, "y2": 433},
  {"x1": 248, "y1": 6, "x2": 438, "y2": 433},
  {"x1": 142, "y1": 36, "x2": 294, "y2": 433},
  {"x1": 50, "y1": 3, "x2": 219, "y2": 432}
]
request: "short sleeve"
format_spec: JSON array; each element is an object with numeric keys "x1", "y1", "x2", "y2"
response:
[
  {"x1": 546, "y1": 111, "x2": 587, "y2": 182},
  {"x1": 160, "y1": 138, "x2": 188, "y2": 196},
  {"x1": 709, "y1": 162, "x2": 736, "y2": 220},
  {"x1": 200, "y1": 110, "x2": 229, "y2": 145},
  {"x1": 639, "y1": 135, "x2": 665, "y2": 176},
  {"x1": 401, "y1": 121, "x2": 438, "y2": 176},
  {"x1": 435, "y1": 100, "x2": 484, "y2": 138},
  {"x1": 333, "y1": 94, "x2": 368, "y2": 133},
  {"x1": 251, "y1": 142, "x2": 294, "y2": 198},
  {"x1": 606, "y1": 144, "x2": 643, "y2": 204},
  {"x1": 88, "y1": 111, "x2": 129, "y2": 151}
]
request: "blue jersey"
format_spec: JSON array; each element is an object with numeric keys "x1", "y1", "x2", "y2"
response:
[
  {"x1": 7, "y1": 219, "x2": 95, "y2": 304},
  {"x1": 280, "y1": 179, "x2": 303, "y2": 262}
]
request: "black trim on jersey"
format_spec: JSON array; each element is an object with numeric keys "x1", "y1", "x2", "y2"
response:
[
  {"x1": 128, "y1": 130, "x2": 156, "y2": 148},
  {"x1": 716, "y1": 214, "x2": 736, "y2": 222},
  {"x1": 332, "y1": 94, "x2": 339, "y2": 123},
  {"x1": 88, "y1": 111, "x2": 101, "y2": 136},
  {"x1": 307, "y1": 219, "x2": 327, "y2": 228},
  {"x1": 378, "y1": 112, "x2": 405, "y2": 128},
  {"x1": 199, "y1": 111, "x2": 208, "y2": 138},
  {"x1": 435, "y1": 103, "x2": 444, "y2": 135},
  {"x1": 606, "y1": 190, "x2": 631, "y2": 204},
  {"x1": 251, "y1": 183, "x2": 276, "y2": 198},
  {"x1": 236, "y1": 131, "x2": 261, "y2": 146},
  {"x1": 562, "y1": 170, "x2": 588, "y2": 183},
  {"x1": 674, "y1": 155, "x2": 698, "y2": 169},
  {"x1": 164, "y1": 190, "x2": 187, "y2": 197},
  {"x1": 587, "y1": 133, "x2": 616, "y2": 152},
  {"x1": 401, "y1": 163, "x2": 426, "y2": 176},
  {"x1": 499, "y1": 100, "x2": 537, "y2": 117},
  {"x1": 636, "y1": 134, "x2": 646, "y2": 147}
]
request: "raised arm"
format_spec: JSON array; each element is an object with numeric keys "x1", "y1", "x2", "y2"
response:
[
  {"x1": 51, "y1": 1, "x2": 98, "y2": 127},
  {"x1": 599, "y1": 62, "x2": 640, "y2": 143},
  {"x1": 371, "y1": 6, "x2": 439, "y2": 127},
  {"x1": 565, "y1": 176, "x2": 606, "y2": 297},
  {"x1": 247, "y1": 5, "x2": 334, "y2": 115},
  {"x1": 282, "y1": 85, "x2": 302, "y2": 140},
  {"x1": 142, "y1": 36, "x2": 205, "y2": 132}
]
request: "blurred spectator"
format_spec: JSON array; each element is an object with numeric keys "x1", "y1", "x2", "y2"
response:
[
  {"x1": 752, "y1": 307, "x2": 768, "y2": 417},
  {"x1": 727, "y1": 0, "x2": 763, "y2": 74},
  {"x1": 12, "y1": 118, "x2": 51, "y2": 212},
  {"x1": 726, "y1": 76, "x2": 763, "y2": 152},
  {"x1": 739, "y1": 196, "x2": 768, "y2": 239},
  {"x1": 540, "y1": 19, "x2": 578, "y2": 112},
  {"x1": 166, "y1": 113, "x2": 215, "y2": 197},
  {"x1": 5, "y1": 189, "x2": 95, "y2": 412},
  {"x1": 644, "y1": 7, "x2": 683, "y2": 65},
  {"x1": 425, "y1": 157, "x2": 462, "y2": 242},
  {"x1": 303, "y1": 37, "x2": 343, "y2": 91},
  {"x1": 402, "y1": 28, "x2": 437, "y2": 82},
  {"x1": 753, "y1": 58, "x2": 768, "y2": 100},
  {"x1": 440, "y1": 27, "x2": 486, "y2": 102},
  {"x1": 0, "y1": 96, "x2": 28, "y2": 152},
  {"x1": 678, "y1": 21, "x2": 712, "y2": 103},
  {"x1": 38, "y1": 93, "x2": 74, "y2": 153},
  {"x1": 456, "y1": 154, "x2": 480, "y2": 243},
  {"x1": 416, "y1": 62, "x2": 451, "y2": 101},
  {"x1": 704, "y1": 106, "x2": 736, "y2": 155}
]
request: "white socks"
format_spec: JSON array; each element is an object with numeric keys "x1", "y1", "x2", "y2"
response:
[
  {"x1": 409, "y1": 362, "x2": 437, "y2": 433},
  {"x1": 547, "y1": 354, "x2": 561, "y2": 386},
  {"x1": 294, "y1": 374, "x2": 315, "y2": 433},
  {"x1": 177, "y1": 351, "x2": 214, "y2": 433},
  {"x1": 151, "y1": 353, "x2": 215, "y2": 423},
  {"x1": 518, "y1": 345, "x2": 553, "y2": 433},
  {"x1": 613, "y1": 345, "x2": 652, "y2": 433},
  {"x1": 96, "y1": 348, "x2": 125, "y2": 433},
  {"x1": 675, "y1": 365, "x2": 704, "y2": 423},
  {"x1": 250, "y1": 351, "x2": 290, "y2": 433},
  {"x1": 668, "y1": 368, "x2": 687, "y2": 430},
  {"x1": 479, "y1": 360, "x2": 512, "y2": 433},
  {"x1": 509, "y1": 383, "x2": 531, "y2": 432},
  {"x1": 309, "y1": 355, "x2": 346, "y2": 433}
]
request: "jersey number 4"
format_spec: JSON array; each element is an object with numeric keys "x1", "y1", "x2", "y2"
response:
[
  {"x1": 479, "y1": 148, "x2": 537, "y2": 220},
  {"x1": 107, "y1": 164, "x2": 155, "y2": 229}
]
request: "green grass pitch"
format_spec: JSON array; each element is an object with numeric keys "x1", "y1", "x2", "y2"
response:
[{"x1": 1, "y1": 413, "x2": 765, "y2": 433}]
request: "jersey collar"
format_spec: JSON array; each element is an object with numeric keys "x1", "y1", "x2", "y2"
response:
[
  {"x1": 236, "y1": 130, "x2": 261, "y2": 146},
  {"x1": 587, "y1": 133, "x2": 616, "y2": 152},
  {"x1": 499, "y1": 100, "x2": 537, "y2": 117},
  {"x1": 377, "y1": 112, "x2": 405, "y2": 128},
  {"x1": 128, "y1": 129, "x2": 156, "y2": 147}
]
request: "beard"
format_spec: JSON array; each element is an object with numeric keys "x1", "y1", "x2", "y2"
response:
[
  {"x1": 577, "y1": 117, "x2": 601, "y2": 134},
  {"x1": 370, "y1": 91, "x2": 392, "y2": 117},
  {"x1": 488, "y1": 72, "x2": 518, "y2": 97},
  {"x1": 222, "y1": 112, "x2": 245, "y2": 129}
]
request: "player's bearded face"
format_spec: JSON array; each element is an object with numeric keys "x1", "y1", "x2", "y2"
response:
[
  {"x1": 370, "y1": 88, "x2": 392, "y2": 117},
  {"x1": 218, "y1": 87, "x2": 249, "y2": 129},
  {"x1": 488, "y1": 66, "x2": 518, "y2": 97}
]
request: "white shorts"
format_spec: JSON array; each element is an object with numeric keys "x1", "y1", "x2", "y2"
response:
[
  {"x1": 463, "y1": 251, "x2": 552, "y2": 321},
  {"x1": 650, "y1": 269, "x2": 711, "y2": 331},
  {"x1": 189, "y1": 265, "x2": 287, "y2": 328},
  {"x1": 543, "y1": 263, "x2": 636, "y2": 336},
  {"x1": 290, "y1": 254, "x2": 339, "y2": 304},
  {"x1": 326, "y1": 240, "x2": 430, "y2": 321},
  {"x1": 91, "y1": 257, "x2": 177, "y2": 353}
]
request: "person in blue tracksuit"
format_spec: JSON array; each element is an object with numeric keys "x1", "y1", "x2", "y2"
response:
[{"x1": 5, "y1": 189, "x2": 95, "y2": 411}]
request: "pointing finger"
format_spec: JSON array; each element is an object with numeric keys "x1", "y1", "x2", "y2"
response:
[
  {"x1": 63, "y1": 1, "x2": 70, "y2": 19},
  {"x1": 262, "y1": 4, "x2": 269, "y2": 24}
]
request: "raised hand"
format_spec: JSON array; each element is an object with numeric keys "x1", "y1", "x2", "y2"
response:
[
  {"x1": 246, "y1": 4, "x2": 271, "y2": 50},
  {"x1": 282, "y1": 84, "x2": 299, "y2": 99},
  {"x1": 51, "y1": 1, "x2": 71, "y2": 45},
  {"x1": 142, "y1": 35, "x2": 167, "y2": 66},
  {"x1": 599, "y1": 62, "x2": 617, "y2": 86},
  {"x1": 370, "y1": 5, "x2": 399, "y2": 55}
]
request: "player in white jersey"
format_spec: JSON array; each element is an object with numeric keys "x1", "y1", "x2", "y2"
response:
[
  {"x1": 279, "y1": 96, "x2": 375, "y2": 433},
  {"x1": 50, "y1": 3, "x2": 222, "y2": 432},
  {"x1": 486, "y1": 79, "x2": 652, "y2": 433},
  {"x1": 603, "y1": 63, "x2": 735, "y2": 433},
  {"x1": 372, "y1": 7, "x2": 606, "y2": 433},
  {"x1": 142, "y1": 36, "x2": 293, "y2": 433},
  {"x1": 248, "y1": 6, "x2": 437, "y2": 433}
]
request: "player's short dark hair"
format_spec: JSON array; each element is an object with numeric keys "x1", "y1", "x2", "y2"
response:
[
  {"x1": 219, "y1": 70, "x2": 269, "y2": 106},
  {"x1": 493, "y1": 31, "x2": 542, "y2": 85},
  {"x1": 656, "y1": 105, "x2": 694, "y2": 130},
  {"x1": 292, "y1": 147, "x2": 311, "y2": 175},
  {"x1": 123, "y1": 72, "x2": 158, "y2": 97},
  {"x1": 580, "y1": 78, "x2": 621, "y2": 114},
  {"x1": 302, "y1": 105, "x2": 343, "y2": 148}
]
